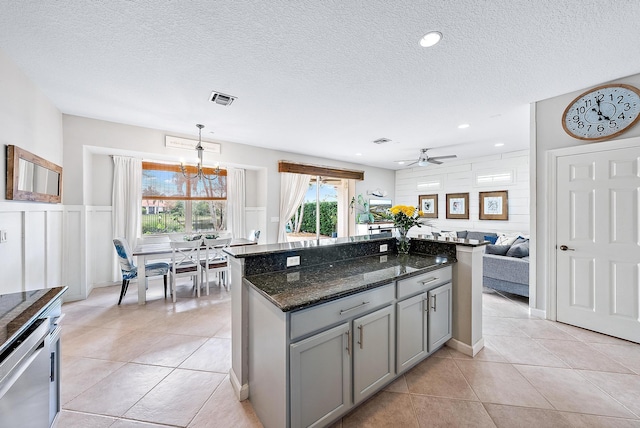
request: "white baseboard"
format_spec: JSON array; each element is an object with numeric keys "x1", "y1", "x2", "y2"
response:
[
  {"x1": 446, "y1": 337, "x2": 485, "y2": 357},
  {"x1": 529, "y1": 307, "x2": 546, "y2": 319},
  {"x1": 229, "y1": 368, "x2": 249, "y2": 401}
]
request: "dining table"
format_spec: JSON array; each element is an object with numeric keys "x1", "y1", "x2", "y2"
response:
[{"x1": 132, "y1": 237, "x2": 257, "y2": 304}]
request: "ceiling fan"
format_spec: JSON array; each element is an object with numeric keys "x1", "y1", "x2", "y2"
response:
[{"x1": 396, "y1": 148, "x2": 457, "y2": 167}]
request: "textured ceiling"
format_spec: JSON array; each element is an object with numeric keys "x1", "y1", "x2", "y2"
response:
[{"x1": 1, "y1": 0, "x2": 640, "y2": 169}]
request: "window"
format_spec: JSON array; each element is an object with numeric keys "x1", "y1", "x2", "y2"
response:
[{"x1": 141, "y1": 162, "x2": 227, "y2": 235}]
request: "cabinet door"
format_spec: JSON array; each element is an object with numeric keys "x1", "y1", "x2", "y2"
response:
[
  {"x1": 428, "y1": 282, "x2": 452, "y2": 352},
  {"x1": 353, "y1": 305, "x2": 395, "y2": 404},
  {"x1": 396, "y1": 292, "x2": 428, "y2": 374},
  {"x1": 290, "y1": 322, "x2": 351, "y2": 428}
]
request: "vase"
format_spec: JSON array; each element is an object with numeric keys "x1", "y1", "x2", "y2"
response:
[{"x1": 397, "y1": 228, "x2": 410, "y2": 254}]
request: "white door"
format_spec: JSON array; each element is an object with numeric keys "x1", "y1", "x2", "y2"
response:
[{"x1": 556, "y1": 145, "x2": 640, "y2": 343}]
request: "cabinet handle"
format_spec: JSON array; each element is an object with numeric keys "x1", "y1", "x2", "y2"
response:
[
  {"x1": 346, "y1": 331, "x2": 351, "y2": 356},
  {"x1": 432, "y1": 295, "x2": 437, "y2": 312},
  {"x1": 420, "y1": 277, "x2": 438, "y2": 285},
  {"x1": 358, "y1": 325, "x2": 364, "y2": 349},
  {"x1": 339, "y1": 301, "x2": 370, "y2": 315}
]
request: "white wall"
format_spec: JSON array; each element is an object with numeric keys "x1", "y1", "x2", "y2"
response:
[
  {"x1": 534, "y1": 72, "x2": 640, "y2": 313},
  {"x1": 0, "y1": 49, "x2": 67, "y2": 295},
  {"x1": 395, "y1": 150, "x2": 530, "y2": 237}
]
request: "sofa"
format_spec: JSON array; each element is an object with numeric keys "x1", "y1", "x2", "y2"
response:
[{"x1": 433, "y1": 230, "x2": 530, "y2": 298}]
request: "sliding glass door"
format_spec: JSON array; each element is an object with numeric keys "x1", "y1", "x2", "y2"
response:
[{"x1": 287, "y1": 177, "x2": 351, "y2": 242}]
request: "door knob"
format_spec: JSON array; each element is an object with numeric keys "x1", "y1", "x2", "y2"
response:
[{"x1": 559, "y1": 245, "x2": 575, "y2": 251}]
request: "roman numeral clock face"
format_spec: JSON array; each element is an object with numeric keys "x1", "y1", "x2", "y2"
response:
[{"x1": 562, "y1": 84, "x2": 640, "y2": 141}]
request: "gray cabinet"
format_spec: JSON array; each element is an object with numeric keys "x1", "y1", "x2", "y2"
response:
[
  {"x1": 290, "y1": 322, "x2": 351, "y2": 428},
  {"x1": 352, "y1": 305, "x2": 395, "y2": 404},
  {"x1": 396, "y1": 281, "x2": 452, "y2": 374},
  {"x1": 428, "y1": 282, "x2": 452, "y2": 352},
  {"x1": 396, "y1": 293, "x2": 428, "y2": 374}
]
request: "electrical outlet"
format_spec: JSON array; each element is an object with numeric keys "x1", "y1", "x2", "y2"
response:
[
  {"x1": 0, "y1": 230, "x2": 6, "y2": 243},
  {"x1": 379, "y1": 244, "x2": 388, "y2": 252},
  {"x1": 380, "y1": 255, "x2": 387, "y2": 263},
  {"x1": 286, "y1": 256, "x2": 300, "y2": 267}
]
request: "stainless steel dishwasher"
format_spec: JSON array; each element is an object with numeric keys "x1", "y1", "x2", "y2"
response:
[{"x1": 0, "y1": 317, "x2": 51, "y2": 428}]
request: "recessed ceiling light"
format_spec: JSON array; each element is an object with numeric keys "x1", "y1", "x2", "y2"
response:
[
  {"x1": 355, "y1": 153, "x2": 362, "y2": 156},
  {"x1": 495, "y1": 143, "x2": 504, "y2": 147},
  {"x1": 419, "y1": 31, "x2": 442, "y2": 47},
  {"x1": 398, "y1": 161, "x2": 405, "y2": 165},
  {"x1": 458, "y1": 123, "x2": 470, "y2": 129}
]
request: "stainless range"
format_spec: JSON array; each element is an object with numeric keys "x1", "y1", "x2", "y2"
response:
[{"x1": 0, "y1": 287, "x2": 66, "y2": 428}]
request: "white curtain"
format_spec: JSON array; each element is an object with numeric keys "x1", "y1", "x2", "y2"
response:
[
  {"x1": 278, "y1": 172, "x2": 311, "y2": 243},
  {"x1": 227, "y1": 167, "x2": 246, "y2": 240},
  {"x1": 112, "y1": 156, "x2": 142, "y2": 247}
]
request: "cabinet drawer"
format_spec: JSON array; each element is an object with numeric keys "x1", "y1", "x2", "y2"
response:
[
  {"x1": 290, "y1": 284, "x2": 395, "y2": 341},
  {"x1": 396, "y1": 266, "x2": 452, "y2": 300}
]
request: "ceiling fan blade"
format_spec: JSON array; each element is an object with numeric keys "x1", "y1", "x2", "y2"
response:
[
  {"x1": 393, "y1": 159, "x2": 416, "y2": 163},
  {"x1": 427, "y1": 159, "x2": 443, "y2": 165},
  {"x1": 405, "y1": 160, "x2": 418, "y2": 166},
  {"x1": 429, "y1": 155, "x2": 457, "y2": 160}
]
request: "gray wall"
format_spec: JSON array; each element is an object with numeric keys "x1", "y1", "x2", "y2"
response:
[
  {"x1": 534, "y1": 72, "x2": 640, "y2": 311},
  {"x1": 0, "y1": 48, "x2": 64, "y2": 293},
  {"x1": 62, "y1": 114, "x2": 396, "y2": 244}
]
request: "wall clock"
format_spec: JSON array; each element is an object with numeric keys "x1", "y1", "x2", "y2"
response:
[{"x1": 562, "y1": 83, "x2": 640, "y2": 141}]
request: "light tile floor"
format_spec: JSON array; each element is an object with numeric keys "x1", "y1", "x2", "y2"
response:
[{"x1": 57, "y1": 281, "x2": 640, "y2": 427}]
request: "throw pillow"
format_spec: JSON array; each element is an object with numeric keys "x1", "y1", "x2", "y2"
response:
[
  {"x1": 506, "y1": 240, "x2": 530, "y2": 258},
  {"x1": 441, "y1": 231, "x2": 458, "y2": 239},
  {"x1": 485, "y1": 244, "x2": 511, "y2": 255},
  {"x1": 457, "y1": 231, "x2": 468, "y2": 239},
  {"x1": 431, "y1": 232, "x2": 441, "y2": 238},
  {"x1": 484, "y1": 235, "x2": 498, "y2": 244},
  {"x1": 495, "y1": 234, "x2": 519, "y2": 246}
]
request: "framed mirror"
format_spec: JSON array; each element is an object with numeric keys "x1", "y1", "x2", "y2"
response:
[{"x1": 6, "y1": 145, "x2": 62, "y2": 203}]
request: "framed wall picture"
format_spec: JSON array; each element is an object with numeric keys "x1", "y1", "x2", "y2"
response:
[
  {"x1": 446, "y1": 193, "x2": 469, "y2": 219},
  {"x1": 479, "y1": 190, "x2": 509, "y2": 220},
  {"x1": 418, "y1": 194, "x2": 438, "y2": 218}
]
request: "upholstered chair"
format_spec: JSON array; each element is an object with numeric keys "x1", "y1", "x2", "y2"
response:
[{"x1": 113, "y1": 238, "x2": 170, "y2": 305}]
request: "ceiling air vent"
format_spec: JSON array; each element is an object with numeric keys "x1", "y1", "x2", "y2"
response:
[
  {"x1": 372, "y1": 138, "x2": 391, "y2": 144},
  {"x1": 210, "y1": 91, "x2": 236, "y2": 106}
]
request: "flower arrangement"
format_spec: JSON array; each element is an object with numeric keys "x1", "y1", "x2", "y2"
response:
[
  {"x1": 388, "y1": 205, "x2": 424, "y2": 254},
  {"x1": 388, "y1": 205, "x2": 423, "y2": 233}
]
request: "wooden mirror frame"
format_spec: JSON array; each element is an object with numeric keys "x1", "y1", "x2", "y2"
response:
[{"x1": 6, "y1": 145, "x2": 63, "y2": 203}]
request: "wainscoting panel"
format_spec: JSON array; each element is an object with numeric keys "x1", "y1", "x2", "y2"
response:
[
  {"x1": 24, "y1": 210, "x2": 46, "y2": 291},
  {"x1": 245, "y1": 207, "x2": 266, "y2": 244},
  {"x1": 0, "y1": 209, "x2": 24, "y2": 293},
  {"x1": 87, "y1": 206, "x2": 115, "y2": 286},
  {"x1": 0, "y1": 203, "x2": 65, "y2": 295},
  {"x1": 47, "y1": 210, "x2": 63, "y2": 288},
  {"x1": 63, "y1": 206, "x2": 86, "y2": 301}
]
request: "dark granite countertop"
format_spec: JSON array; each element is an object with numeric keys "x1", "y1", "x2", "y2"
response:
[
  {"x1": 225, "y1": 234, "x2": 392, "y2": 258},
  {"x1": 413, "y1": 236, "x2": 490, "y2": 247},
  {"x1": 245, "y1": 253, "x2": 453, "y2": 312},
  {"x1": 0, "y1": 286, "x2": 67, "y2": 355}
]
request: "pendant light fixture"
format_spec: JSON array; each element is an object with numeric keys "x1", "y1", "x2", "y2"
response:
[{"x1": 180, "y1": 124, "x2": 220, "y2": 181}]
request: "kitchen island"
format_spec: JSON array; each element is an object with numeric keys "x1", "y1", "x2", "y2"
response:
[{"x1": 225, "y1": 235, "x2": 486, "y2": 428}]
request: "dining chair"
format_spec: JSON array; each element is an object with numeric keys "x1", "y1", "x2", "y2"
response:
[
  {"x1": 113, "y1": 238, "x2": 170, "y2": 305},
  {"x1": 169, "y1": 240, "x2": 202, "y2": 302},
  {"x1": 200, "y1": 237, "x2": 232, "y2": 293},
  {"x1": 247, "y1": 229, "x2": 261, "y2": 242}
]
